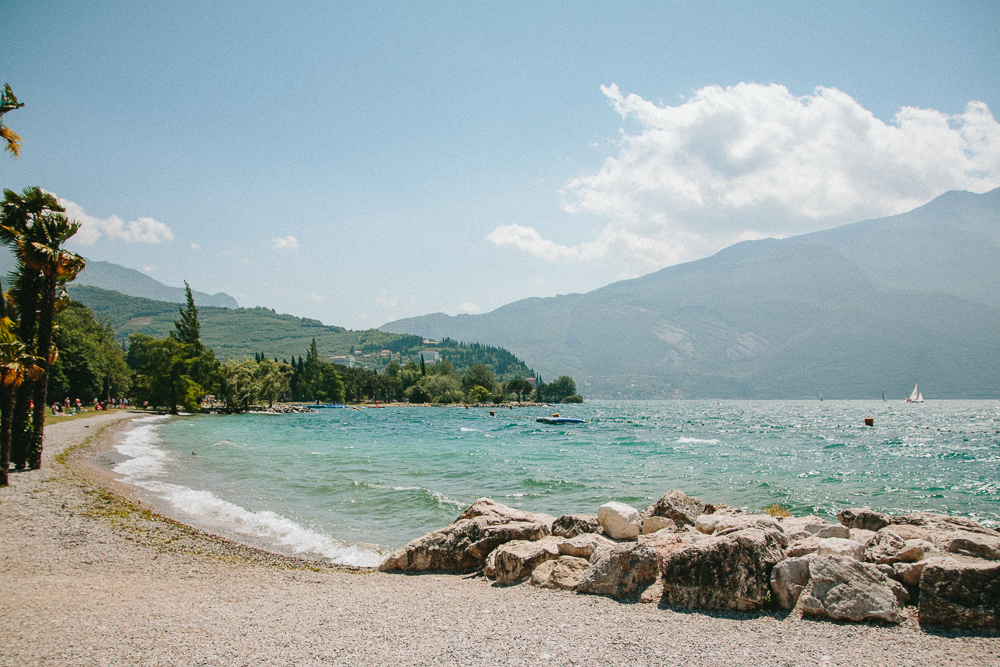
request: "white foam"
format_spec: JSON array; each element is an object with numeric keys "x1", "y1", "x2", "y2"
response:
[
  {"x1": 677, "y1": 437, "x2": 720, "y2": 444},
  {"x1": 112, "y1": 416, "x2": 383, "y2": 568}
]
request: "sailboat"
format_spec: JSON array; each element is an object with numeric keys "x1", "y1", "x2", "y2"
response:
[{"x1": 906, "y1": 382, "x2": 924, "y2": 403}]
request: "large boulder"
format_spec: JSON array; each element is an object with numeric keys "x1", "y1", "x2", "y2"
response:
[
  {"x1": 380, "y1": 499, "x2": 554, "y2": 572},
  {"x1": 785, "y1": 536, "x2": 821, "y2": 558},
  {"x1": 919, "y1": 559, "x2": 1000, "y2": 632},
  {"x1": 659, "y1": 528, "x2": 786, "y2": 611},
  {"x1": 485, "y1": 536, "x2": 563, "y2": 584},
  {"x1": 530, "y1": 556, "x2": 591, "y2": 591},
  {"x1": 770, "y1": 555, "x2": 813, "y2": 610},
  {"x1": 640, "y1": 490, "x2": 712, "y2": 529},
  {"x1": 946, "y1": 532, "x2": 1000, "y2": 560},
  {"x1": 864, "y1": 529, "x2": 928, "y2": 564},
  {"x1": 598, "y1": 501, "x2": 642, "y2": 540},
  {"x1": 552, "y1": 514, "x2": 602, "y2": 538},
  {"x1": 558, "y1": 532, "x2": 615, "y2": 560},
  {"x1": 576, "y1": 543, "x2": 659, "y2": 599},
  {"x1": 817, "y1": 537, "x2": 865, "y2": 561},
  {"x1": 780, "y1": 516, "x2": 848, "y2": 541},
  {"x1": 695, "y1": 513, "x2": 784, "y2": 537},
  {"x1": 799, "y1": 555, "x2": 907, "y2": 624},
  {"x1": 838, "y1": 508, "x2": 891, "y2": 532}
]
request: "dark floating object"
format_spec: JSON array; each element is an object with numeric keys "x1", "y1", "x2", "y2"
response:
[
  {"x1": 537, "y1": 417, "x2": 585, "y2": 425},
  {"x1": 864, "y1": 417, "x2": 874, "y2": 427}
]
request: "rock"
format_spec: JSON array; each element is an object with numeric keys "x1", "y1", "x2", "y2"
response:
[
  {"x1": 780, "y1": 516, "x2": 848, "y2": 541},
  {"x1": 529, "y1": 555, "x2": 591, "y2": 590},
  {"x1": 598, "y1": 501, "x2": 642, "y2": 540},
  {"x1": 640, "y1": 490, "x2": 711, "y2": 529},
  {"x1": 558, "y1": 532, "x2": 615, "y2": 560},
  {"x1": 552, "y1": 514, "x2": 602, "y2": 538},
  {"x1": 864, "y1": 530, "x2": 907, "y2": 564},
  {"x1": 875, "y1": 563, "x2": 897, "y2": 579},
  {"x1": 660, "y1": 528, "x2": 786, "y2": 611},
  {"x1": 919, "y1": 559, "x2": 1000, "y2": 632},
  {"x1": 380, "y1": 499, "x2": 554, "y2": 572},
  {"x1": 576, "y1": 543, "x2": 658, "y2": 600},
  {"x1": 885, "y1": 524, "x2": 932, "y2": 542},
  {"x1": 818, "y1": 537, "x2": 865, "y2": 561},
  {"x1": 800, "y1": 555, "x2": 907, "y2": 624},
  {"x1": 946, "y1": 532, "x2": 1000, "y2": 560},
  {"x1": 639, "y1": 530, "x2": 689, "y2": 564},
  {"x1": 897, "y1": 539, "x2": 933, "y2": 563},
  {"x1": 456, "y1": 497, "x2": 556, "y2": 528},
  {"x1": 849, "y1": 528, "x2": 876, "y2": 546},
  {"x1": 695, "y1": 513, "x2": 784, "y2": 538},
  {"x1": 770, "y1": 555, "x2": 813, "y2": 609},
  {"x1": 641, "y1": 516, "x2": 676, "y2": 534},
  {"x1": 838, "y1": 508, "x2": 891, "y2": 532},
  {"x1": 485, "y1": 536, "x2": 563, "y2": 584},
  {"x1": 785, "y1": 536, "x2": 821, "y2": 558},
  {"x1": 893, "y1": 561, "x2": 928, "y2": 587},
  {"x1": 639, "y1": 579, "x2": 664, "y2": 603},
  {"x1": 887, "y1": 578, "x2": 911, "y2": 606}
]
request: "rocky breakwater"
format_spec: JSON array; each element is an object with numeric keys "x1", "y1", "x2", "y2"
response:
[{"x1": 379, "y1": 492, "x2": 1000, "y2": 634}]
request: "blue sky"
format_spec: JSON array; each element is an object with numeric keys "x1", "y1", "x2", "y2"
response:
[{"x1": 3, "y1": 1, "x2": 999, "y2": 330}]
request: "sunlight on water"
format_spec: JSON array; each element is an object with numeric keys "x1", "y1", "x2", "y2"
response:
[{"x1": 109, "y1": 400, "x2": 1000, "y2": 564}]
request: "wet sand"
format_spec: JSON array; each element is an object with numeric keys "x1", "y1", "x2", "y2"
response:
[{"x1": 1, "y1": 411, "x2": 997, "y2": 666}]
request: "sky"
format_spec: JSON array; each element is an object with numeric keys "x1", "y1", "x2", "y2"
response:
[{"x1": 3, "y1": 1, "x2": 999, "y2": 330}]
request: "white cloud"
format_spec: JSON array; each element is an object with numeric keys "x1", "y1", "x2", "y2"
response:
[
  {"x1": 272, "y1": 235, "x2": 299, "y2": 250},
  {"x1": 60, "y1": 198, "x2": 174, "y2": 245},
  {"x1": 490, "y1": 82, "x2": 1000, "y2": 271},
  {"x1": 458, "y1": 302, "x2": 482, "y2": 314},
  {"x1": 307, "y1": 292, "x2": 323, "y2": 303},
  {"x1": 375, "y1": 293, "x2": 398, "y2": 308},
  {"x1": 142, "y1": 264, "x2": 155, "y2": 273},
  {"x1": 190, "y1": 242, "x2": 200, "y2": 250}
]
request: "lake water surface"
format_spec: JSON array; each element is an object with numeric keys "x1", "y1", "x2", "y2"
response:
[{"x1": 106, "y1": 400, "x2": 1000, "y2": 567}]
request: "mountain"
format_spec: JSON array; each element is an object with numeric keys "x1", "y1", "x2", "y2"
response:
[
  {"x1": 67, "y1": 285, "x2": 535, "y2": 380},
  {"x1": 0, "y1": 251, "x2": 239, "y2": 308},
  {"x1": 382, "y1": 188, "x2": 1000, "y2": 399}
]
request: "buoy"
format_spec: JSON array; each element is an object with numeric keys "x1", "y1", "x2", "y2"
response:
[
  {"x1": 864, "y1": 417, "x2": 874, "y2": 427},
  {"x1": 489, "y1": 410, "x2": 495, "y2": 416}
]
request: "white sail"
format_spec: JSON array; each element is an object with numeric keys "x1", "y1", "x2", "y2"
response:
[{"x1": 907, "y1": 382, "x2": 924, "y2": 403}]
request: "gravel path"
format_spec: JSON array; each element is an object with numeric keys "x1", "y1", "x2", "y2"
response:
[{"x1": 1, "y1": 412, "x2": 997, "y2": 666}]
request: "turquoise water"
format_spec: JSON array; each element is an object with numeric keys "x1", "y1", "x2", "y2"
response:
[{"x1": 109, "y1": 400, "x2": 1000, "y2": 566}]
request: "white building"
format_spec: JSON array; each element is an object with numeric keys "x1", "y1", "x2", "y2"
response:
[{"x1": 420, "y1": 350, "x2": 440, "y2": 364}]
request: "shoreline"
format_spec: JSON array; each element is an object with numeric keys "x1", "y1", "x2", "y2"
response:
[{"x1": 1, "y1": 412, "x2": 997, "y2": 664}]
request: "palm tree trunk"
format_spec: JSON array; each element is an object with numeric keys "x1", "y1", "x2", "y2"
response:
[
  {"x1": 28, "y1": 272, "x2": 57, "y2": 469},
  {"x1": 10, "y1": 381, "x2": 32, "y2": 469}
]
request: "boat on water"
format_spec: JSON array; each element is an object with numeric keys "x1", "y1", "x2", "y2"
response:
[
  {"x1": 905, "y1": 383, "x2": 924, "y2": 403},
  {"x1": 537, "y1": 416, "x2": 585, "y2": 425}
]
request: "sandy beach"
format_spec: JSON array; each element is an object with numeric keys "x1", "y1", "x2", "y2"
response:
[{"x1": 1, "y1": 412, "x2": 997, "y2": 666}]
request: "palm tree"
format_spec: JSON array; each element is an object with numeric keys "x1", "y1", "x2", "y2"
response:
[
  {"x1": 0, "y1": 311, "x2": 40, "y2": 486},
  {"x1": 0, "y1": 187, "x2": 85, "y2": 469},
  {"x1": 0, "y1": 84, "x2": 24, "y2": 159}
]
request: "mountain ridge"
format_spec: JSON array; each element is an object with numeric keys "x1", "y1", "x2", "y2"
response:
[{"x1": 381, "y1": 188, "x2": 1000, "y2": 399}]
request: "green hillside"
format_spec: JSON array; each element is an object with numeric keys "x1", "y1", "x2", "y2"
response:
[
  {"x1": 382, "y1": 188, "x2": 1000, "y2": 399},
  {"x1": 68, "y1": 285, "x2": 535, "y2": 381}
]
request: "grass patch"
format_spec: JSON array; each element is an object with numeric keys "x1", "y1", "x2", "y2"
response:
[{"x1": 764, "y1": 503, "x2": 793, "y2": 517}]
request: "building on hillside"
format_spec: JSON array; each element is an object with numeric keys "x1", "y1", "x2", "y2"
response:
[
  {"x1": 330, "y1": 355, "x2": 354, "y2": 367},
  {"x1": 526, "y1": 377, "x2": 536, "y2": 388},
  {"x1": 420, "y1": 350, "x2": 440, "y2": 364}
]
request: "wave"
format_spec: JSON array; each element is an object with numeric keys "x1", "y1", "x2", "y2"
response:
[
  {"x1": 677, "y1": 437, "x2": 720, "y2": 444},
  {"x1": 113, "y1": 417, "x2": 383, "y2": 568}
]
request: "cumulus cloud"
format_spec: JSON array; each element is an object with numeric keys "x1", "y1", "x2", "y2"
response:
[
  {"x1": 375, "y1": 293, "x2": 399, "y2": 308},
  {"x1": 490, "y1": 82, "x2": 1000, "y2": 270},
  {"x1": 272, "y1": 235, "x2": 299, "y2": 250},
  {"x1": 457, "y1": 302, "x2": 483, "y2": 314},
  {"x1": 60, "y1": 198, "x2": 174, "y2": 246},
  {"x1": 190, "y1": 242, "x2": 200, "y2": 250}
]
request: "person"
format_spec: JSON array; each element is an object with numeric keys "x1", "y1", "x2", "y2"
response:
[{"x1": 51, "y1": 403, "x2": 59, "y2": 415}]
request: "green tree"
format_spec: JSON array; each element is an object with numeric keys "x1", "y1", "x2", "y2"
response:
[
  {"x1": 127, "y1": 334, "x2": 202, "y2": 413},
  {"x1": 0, "y1": 308, "x2": 39, "y2": 486},
  {"x1": 541, "y1": 375, "x2": 578, "y2": 403},
  {"x1": 462, "y1": 364, "x2": 496, "y2": 394},
  {"x1": 219, "y1": 358, "x2": 258, "y2": 412},
  {"x1": 467, "y1": 385, "x2": 490, "y2": 404},
  {"x1": 48, "y1": 301, "x2": 129, "y2": 402},
  {"x1": 0, "y1": 84, "x2": 24, "y2": 158},
  {"x1": 255, "y1": 358, "x2": 291, "y2": 408},
  {"x1": 506, "y1": 378, "x2": 533, "y2": 402},
  {"x1": 0, "y1": 186, "x2": 86, "y2": 468}
]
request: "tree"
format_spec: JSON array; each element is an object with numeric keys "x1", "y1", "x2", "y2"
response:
[
  {"x1": 127, "y1": 334, "x2": 202, "y2": 413},
  {"x1": 48, "y1": 301, "x2": 129, "y2": 402},
  {"x1": 0, "y1": 187, "x2": 86, "y2": 468},
  {"x1": 467, "y1": 385, "x2": 490, "y2": 404},
  {"x1": 462, "y1": 364, "x2": 496, "y2": 394},
  {"x1": 0, "y1": 308, "x2": 39, "y2": 486},
  {"x1": 506, "y1": 378, "x2": 533, "y2": 403},
  {"x1": 254, "y1": 358, "x2": 291, "y2": 408},
  {"x1": 0, "y1": 84, "x2": 24, "y2": 159},
  {"x1": 540, "y1": 375, "x2": 578, "y2": 403},
  {"x1": 219, "y1": 358, "x2": 258, "y2": 412}
]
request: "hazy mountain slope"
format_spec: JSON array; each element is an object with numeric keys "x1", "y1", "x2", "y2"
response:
[
  {"x1": 0, "y1": 251, "x2": 238, "y2": 308},
  {"x1": 382, "y1": 188, "x2": 1000, "y2": 399}
]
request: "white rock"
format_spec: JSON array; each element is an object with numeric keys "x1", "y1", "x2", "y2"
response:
[
  {"x1": 598, "y1": 502, "x2": 642, "y2": 540},
  {"x1": 558, "y1": 532, "x2": 615, "y2": 560},
  {"x1": 817, "y1": 537, "x2": 864, "y2": 561},
  {"x1": 800, "y1": 555, "x2": 906, "y2": 624},
  {"x1": 770, "y1": 555, "x2": 813, "y2": 609},
  {"x1": 641, "y1": 516, "x2": 675, "y2": 534}
]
